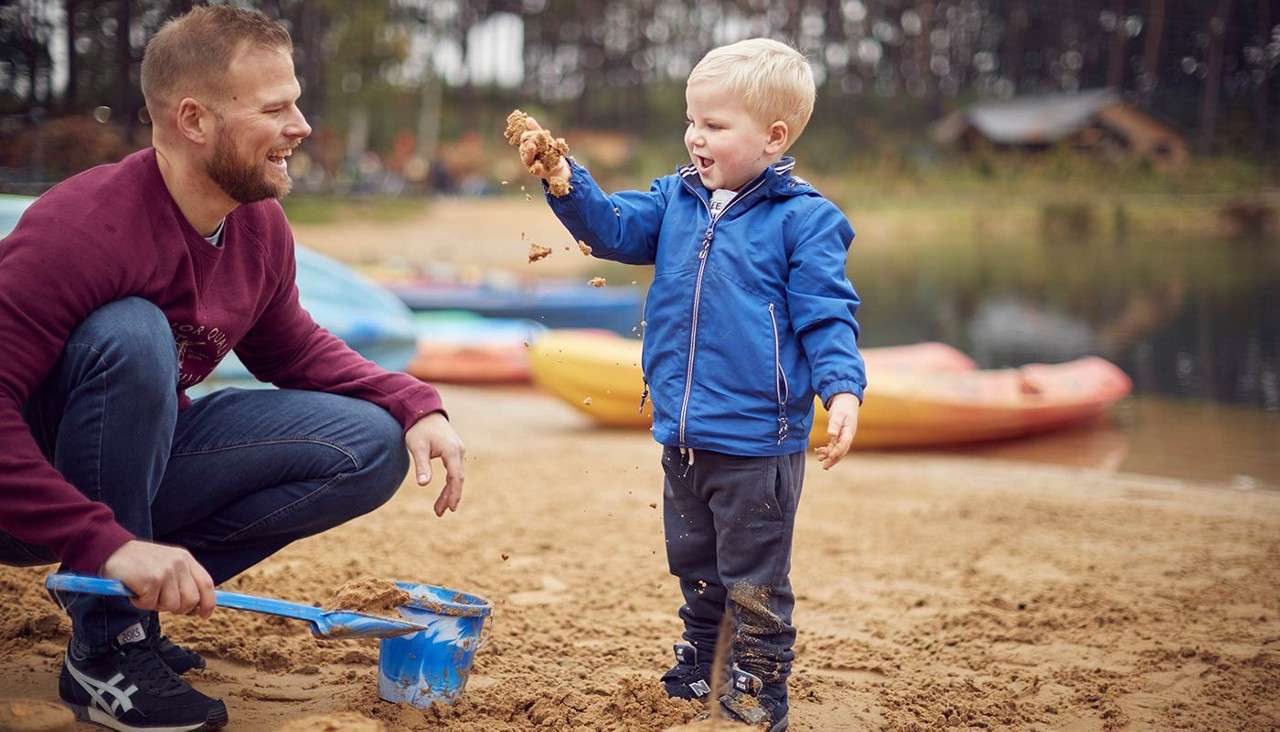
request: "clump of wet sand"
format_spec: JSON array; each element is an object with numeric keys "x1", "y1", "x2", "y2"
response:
[
  {"x1": 0, "y1": 699, "x2": 75, "y2": 732},
  {"x1": 505, "y1": 109, "x2": 571, "y2": 197}
]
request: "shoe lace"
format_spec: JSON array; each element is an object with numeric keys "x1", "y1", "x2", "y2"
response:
[{"x1": 118, "y1": 643, "x2": 189, "y2": 697}]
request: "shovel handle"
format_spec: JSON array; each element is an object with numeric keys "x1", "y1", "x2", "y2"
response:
[{"x1": 44, "y1": 574, "x2": 325, "y2": 623}]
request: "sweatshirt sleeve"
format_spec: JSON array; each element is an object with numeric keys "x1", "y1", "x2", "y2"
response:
[
  {"x1": 544, "y1": 160, "x2": 669, "y2": 265},
  {"x1": 234, "y1": 229, "x2": 445, "y2": 431},
  {"x1": 0, "y1": 211, "x2": 138, "y2": 573},
  {"x1": 785, "y1": 199, "x2": 867, "y2": 405}
]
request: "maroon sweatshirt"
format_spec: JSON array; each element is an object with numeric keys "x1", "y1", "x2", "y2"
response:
[{"x1": 0, "y1": 149, "x2": 443, "y2": 574}]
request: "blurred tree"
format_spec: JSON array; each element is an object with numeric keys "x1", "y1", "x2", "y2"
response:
[{"x1": 1, "y1": 0, "x2": 1277, "y2": 184}]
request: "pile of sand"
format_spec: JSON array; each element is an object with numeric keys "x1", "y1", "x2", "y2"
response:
[{"x1": 323, "y1": 578, "x2": 410, "y2": 616}]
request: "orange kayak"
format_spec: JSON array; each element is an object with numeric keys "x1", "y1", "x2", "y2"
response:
[{"x1": 811, "y1": 357, "x2": 1133, "y2": 448}]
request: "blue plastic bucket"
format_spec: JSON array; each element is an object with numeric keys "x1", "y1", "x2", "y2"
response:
[{"x1": 377, "y1": 581, "x2": 492, "y2": 707}]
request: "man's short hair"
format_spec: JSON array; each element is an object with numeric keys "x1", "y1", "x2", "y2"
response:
[
  {"x1": 141, "y1": 5, "x2": 292, "y2": 114},
  {"x1": 687, "y1": 38, "x2": 816, "y2": 146}
]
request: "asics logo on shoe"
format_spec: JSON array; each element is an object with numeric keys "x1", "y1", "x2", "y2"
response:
[
  {"x1": 65, "y1": 659, "x2": 139, "y2": 716},
  {"x1": 117, "y1": 622, "x2": 147, "y2": 646}
]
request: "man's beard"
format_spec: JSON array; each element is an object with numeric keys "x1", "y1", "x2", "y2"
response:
[{"x1": 206, "y1": 130, "x2": 290, "y2": 203}]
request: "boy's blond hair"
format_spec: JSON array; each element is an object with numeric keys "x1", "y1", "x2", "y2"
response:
[{"x1": 687, "y1": 38, "x2": 816, "y2": 146}]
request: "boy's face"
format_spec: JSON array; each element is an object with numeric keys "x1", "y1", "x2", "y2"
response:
[{"x1": 684, "y1": 79, "x2": 777, "y2": 192}]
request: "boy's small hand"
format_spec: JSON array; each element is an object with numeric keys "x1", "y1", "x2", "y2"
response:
[
  {"x1": 518, "y1": 117, "x2": 570, "y2": 180},
  {"x1": 816, "y1": 393, "x2": 859, "y2": 469}
]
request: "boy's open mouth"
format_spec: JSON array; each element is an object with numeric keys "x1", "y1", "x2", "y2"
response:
[{"x1": 695, "y1": 155, "x2": 713, "y2": 171}]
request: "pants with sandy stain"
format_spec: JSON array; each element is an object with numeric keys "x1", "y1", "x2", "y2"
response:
[{"x1": 661, "y1": 445, "x2": 804, "y2": 685}]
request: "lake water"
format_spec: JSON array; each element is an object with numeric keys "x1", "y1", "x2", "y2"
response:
[{"x1": 850, "y1": 232, "x2": 1280, "y2": 489}]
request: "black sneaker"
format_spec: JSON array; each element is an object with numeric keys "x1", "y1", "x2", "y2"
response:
[
  {"x1": 43, "y1": 589, "x2": 205, "y2": 676},
  {"x1": 719, "y1": 665, "x2": 788, "y2": 731},
  {"x1": 146, "y1": 616, "x2": 206, "y2": 676},
  {"x1": 661, "y1": 642, "x2": 713, "y2": 700},
  {"x1": 59, "y1": 622, "x2": 227, "y2": 732}
]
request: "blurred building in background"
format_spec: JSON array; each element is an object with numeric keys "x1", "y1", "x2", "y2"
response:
[{"x1": 932, "y1": 88, "x2": 1189, "y2": 167}]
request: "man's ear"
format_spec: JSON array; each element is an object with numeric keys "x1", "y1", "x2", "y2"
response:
[
  {"x1": 175, "y1": 97, "x2": 214, "y2": 145},
  {"x1": 765, "y1": 120, "x2": 790, "y2": 155}
]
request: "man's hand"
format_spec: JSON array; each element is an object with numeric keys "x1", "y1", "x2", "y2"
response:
[
  {"x1": 100, "y1": 540, "x2": 216, "y2": 618},
  {"x1": 405, "y1": 412, "x2": 466, "y2": 517},
  {"x1": 816, "y1": 393, "x2": 860, "y2": 470},
  {"x1": 518, "y1": 116, "x2": 570, "y2": 180}
]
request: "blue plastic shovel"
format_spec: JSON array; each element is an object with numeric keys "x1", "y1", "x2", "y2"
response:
[{"x1": 45, "y1": 574, "x2": 429, "y2": 640}]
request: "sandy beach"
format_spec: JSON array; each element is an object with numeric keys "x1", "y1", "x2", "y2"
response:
[
  {"x1": 2, "y1": 200, "x2": 1278, "y2": 730},
  {"x1": 2, "y1": 381, "x2": 1279, "y2": 730}
]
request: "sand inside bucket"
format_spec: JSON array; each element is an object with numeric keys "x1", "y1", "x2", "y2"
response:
[{"x1": 323, "y1": 578, "x2": 410, "y2": 618}]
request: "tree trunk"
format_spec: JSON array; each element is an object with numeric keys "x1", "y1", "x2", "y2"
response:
[
  {"x1": 114, "y1": 0, "x2": 132, "y2": 126},
  {"x1": 1199, "y1": 0, "x2": 1232, "y2": 155},
  {"x1": 1257, "y1": 0, "x2": 1271, "y2": 154},
  {"x1": 1106, "y1": 1, "x2": 1127, "y2": 89},
  {"x1": 1139, "y1": 0, "x2": 1165, "y2": 105},
  {"x1": 64, "y1": 0, "x2": 78, "y2": 111},
  {"x1": 1005, "y1": 1, "x2": 1028, "y2": 91}
]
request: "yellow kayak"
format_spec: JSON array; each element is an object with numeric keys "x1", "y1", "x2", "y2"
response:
[{"x1": 530, "y1": 330, "x2": 1132, "y2": 448}]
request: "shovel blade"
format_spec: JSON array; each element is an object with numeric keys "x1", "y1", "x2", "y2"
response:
[{"x1": 311, "y1": 611, "x2": 430, "y2": 639}]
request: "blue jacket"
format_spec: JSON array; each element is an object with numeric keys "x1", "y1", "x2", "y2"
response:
[{"x1": 547, "y1": 157, "x2": 866, "y2": 456}]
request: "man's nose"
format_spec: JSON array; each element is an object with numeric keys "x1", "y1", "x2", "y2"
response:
[{"x1": 288, "y1": 108, "x2": 312, "y2": 139}]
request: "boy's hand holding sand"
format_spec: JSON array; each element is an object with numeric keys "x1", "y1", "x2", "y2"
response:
[{"x1": 505, "y1": 109, "x2": 571, "y2": 195}]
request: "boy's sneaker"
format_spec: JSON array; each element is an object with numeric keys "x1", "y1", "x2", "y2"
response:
[
  {"x1": 660, "y1": 643, "x2": 713, "y2": 700},
  {"x1": 719, "y1": 665, "x2": 788, "y2": 732},
  {"x1": 59, "y1": 622, "x2": 227, "y2": 732}
]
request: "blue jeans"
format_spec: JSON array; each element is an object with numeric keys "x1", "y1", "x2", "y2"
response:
[{"x1": 0, "y1": 298, "x2": 410, "y2": 654}]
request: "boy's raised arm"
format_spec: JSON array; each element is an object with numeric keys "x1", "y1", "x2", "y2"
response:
[{"x1": 508, "y1": 111, "x2": 668, "y2": 266}]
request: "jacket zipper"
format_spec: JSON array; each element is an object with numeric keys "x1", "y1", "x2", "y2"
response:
[
  {"x1": 768, "y1": 302, "x2": 790, "y2": 443},
  {"x1": 675, "y1": 171, "x2": 771, "y2": 448}
]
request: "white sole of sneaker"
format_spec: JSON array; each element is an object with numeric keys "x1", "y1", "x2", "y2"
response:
[{"x1": 66, "y1": 701, "x2": 216, "y2": 732}]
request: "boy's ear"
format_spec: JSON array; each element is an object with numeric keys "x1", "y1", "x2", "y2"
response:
[{"x1": 765, "y1": 120, "x2": 790, "y2": 154}]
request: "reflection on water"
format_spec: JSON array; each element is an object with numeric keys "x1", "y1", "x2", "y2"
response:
[
  {"x1": 925, "y1": 397, "x2": 1280, "y2": 489},
  {"x1": 853, "y1": 235, "x2": 1280, "y2": 410},
  {"x1": 852, "y1": 233, "x2": 1279, "y2": 487}
]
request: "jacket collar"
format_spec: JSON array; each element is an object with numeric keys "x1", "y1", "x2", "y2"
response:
[{"x1": 677, "y1": 156, "x2": 811, "y2": 202}]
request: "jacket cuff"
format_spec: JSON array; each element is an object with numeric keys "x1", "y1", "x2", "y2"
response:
[
  {"x1": 63, "y1": 523, "x2": 136, "y2": 575},
  {"x1": 543, "y1": 158, "x2": 591, "y2": 209},
  {"x1": 820, "y1": 380, "x2": 865, "y2": 407}
]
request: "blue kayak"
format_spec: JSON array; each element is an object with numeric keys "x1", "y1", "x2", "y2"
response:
[
  {"x1": 387, "y1": 280, "x2": 643, "y2": 337},
  {"x1": 209, "y1": 246, "x2": 419, "y2": 384}
]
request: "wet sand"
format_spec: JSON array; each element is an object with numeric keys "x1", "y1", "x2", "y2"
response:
[{"x1": 2, "y1": 384, "x2": 1279, "y2": 730}]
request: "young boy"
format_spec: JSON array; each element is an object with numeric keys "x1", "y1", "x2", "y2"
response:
[{"x1": 519, "y1": 38, "x2": 864, "y2": 730}]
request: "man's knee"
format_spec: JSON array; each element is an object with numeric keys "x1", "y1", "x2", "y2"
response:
[
  {"x1": 347, "y1": 404, "x2": 410, "y2": 511},
  {"x1": 67, "y1": 298, "x2": 178, "y2": 389}
]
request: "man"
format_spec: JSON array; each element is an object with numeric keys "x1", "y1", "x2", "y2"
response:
[{"x1": 0, "y1": 7, "x2": 463, "y2": 731}]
